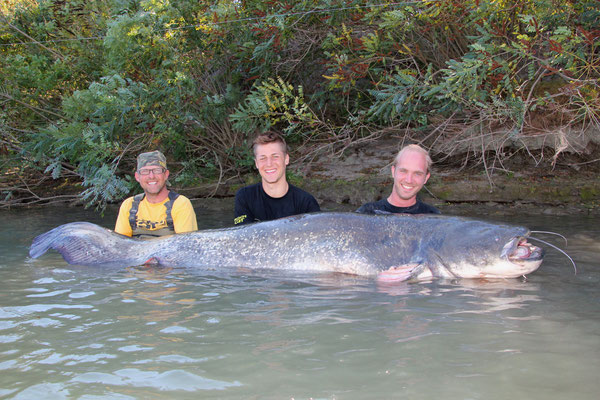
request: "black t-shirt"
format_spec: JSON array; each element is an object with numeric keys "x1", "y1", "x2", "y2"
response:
[
  {"x1": 234, "y1": 183, "x2": 320, "y2": 225},
  {"x1": 356, "y1": 198, "x2": 440, "y2": 215}
]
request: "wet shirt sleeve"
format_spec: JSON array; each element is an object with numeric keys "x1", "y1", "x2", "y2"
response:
[
  {"x1": 172, "y1": 196, "x2": 198, "y2": 233},
  {"x1": 355, "y1": 203, "x2": 373, "y2": 214},
  {"x1": 114, "y1": 197, "x2": 134, "y2": 237},
  {"x1": 302, "y1": 192, "x2": 320, "y2": 213},
  {"x1": 234, "y1": 187, "x2": 255, "y2": 225},
  {"x1": 355, "y1": 200, "x2": 386, "y2": 214}
]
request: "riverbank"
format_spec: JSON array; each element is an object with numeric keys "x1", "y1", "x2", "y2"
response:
[
  {"x1": 187, "y1": 185, "x2": 600, "y2": 219},
  {"x1": 4, "y1": 135, "x2": 600, "y2": 216},
  {"x1": 178, "y1": 136, "x2": 600, "y2": 217}
]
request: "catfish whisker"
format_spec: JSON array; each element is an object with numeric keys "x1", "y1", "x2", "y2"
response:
[
  {"x1": 530, "y1": 230, "x2": 568, "y2": 246},
  {"x1": 529, "y1": 236, "x2": 577, "y2": 274}
]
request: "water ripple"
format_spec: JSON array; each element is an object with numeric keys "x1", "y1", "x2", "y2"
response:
[
  {"x1": 0, "y1": 334, "x2": 23, "y2": 343},
  {"x1": 11, "y1": 382, "x2": 69, "y2": 399},
  {"x1": 32, "y1": 278, "x2": 58, "y2": 284},
  {"x1": 131, "y1": 354, "x2": 224, "y2": 365},
  {"x1": 69, "y1": 291, "x2": 95, "y2": 299},
  {"x1": 23, "y1": 318, "x2": 61, "y2": 328},
  {"x1": 26, "y1": 289, "x2": 71, "y2": 298},
  {"x1": 159, "y1": 326, "x2": 193, "y2": 334},
  {"x1": 70, "y1": 368, "x2": 242, "y2": 391},
  {"x1": 38, "y1": 352, "x2": 117, "y2": 365},
  {"x1": 0, "y1": 304, "x2": 93, "y2": 319},
  {"x1": 117, "y1": 345, "x2": 153, "y2": 352}
]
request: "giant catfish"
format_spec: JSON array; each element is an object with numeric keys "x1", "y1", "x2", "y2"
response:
[{"x1": 29, "y1": 212, "x2": 545, "y2": 281}]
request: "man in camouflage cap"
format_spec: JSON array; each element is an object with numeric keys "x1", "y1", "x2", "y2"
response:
[{"x1": 114, "y1": 150, "x2": 197, "y2": 238}]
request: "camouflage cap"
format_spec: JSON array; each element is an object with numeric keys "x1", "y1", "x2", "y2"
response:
[{"x1": 137, "y1": 150, "x2": 167, "y2": 171}]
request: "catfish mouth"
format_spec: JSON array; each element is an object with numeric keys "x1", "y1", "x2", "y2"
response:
[{"x1": 502, "y1": 236, "x2": 544, "y2": 262}]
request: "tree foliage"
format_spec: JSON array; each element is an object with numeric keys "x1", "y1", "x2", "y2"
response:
[{"x1": 1, "y1": 0, "x2": 599, "y2": 208}]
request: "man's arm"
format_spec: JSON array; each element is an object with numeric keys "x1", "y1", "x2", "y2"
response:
[
  {"x1": 172, "y1": 196, "x2": 198, "y2": 233},
  {"x1": 305, "y1": 195, "x2": 320, "y2": 213},
  {"x1": 421, "y1": 201, "x2": 441, "y2": 215},
  {"x1": 355, "y1": 201, "x2": 391, "y2": 214},
  {"x1": 114, "y1": 197, "x2": 134, "y2": 236},
  {"x1": 355, "y1": 202, "x2": 374, "y2": 214},
  {"x1": 290, "y1": 186, "x2": 320, "y2": 214},
  {"x1": 234, "y1": 188, "x2": 254, "y2": 225}
]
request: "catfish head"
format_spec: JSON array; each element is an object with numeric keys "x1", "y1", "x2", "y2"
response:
[{"x1": 432, "y1": 221, "x2": 545, "y2": 279}]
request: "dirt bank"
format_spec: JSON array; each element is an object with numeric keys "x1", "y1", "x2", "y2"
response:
[
  {"x1": 179, "y1": 135, "x2": 600, "y2": 216},
  {"x1": 5, "y1": 133, "x2": 599, "y2": 216}
]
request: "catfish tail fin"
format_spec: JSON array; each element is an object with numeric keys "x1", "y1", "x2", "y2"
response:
[{"x1": 30, "y1": 222, "x2": 144, "y2": 267}]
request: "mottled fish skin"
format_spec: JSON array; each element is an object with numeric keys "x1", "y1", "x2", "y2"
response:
[{"x1": 29, "y1": 212, "x2": 544, "y2": 279}]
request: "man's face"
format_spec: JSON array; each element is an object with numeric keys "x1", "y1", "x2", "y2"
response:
[
  {"x1": 135, "y1": 166, "x2": 169, "y2": 196},
  {"x1": 391, "y1": 150, "x2": 430, "y2": 202},
  {"x1": 254, "y1": 142, "x2": 289, "y2": 185}
]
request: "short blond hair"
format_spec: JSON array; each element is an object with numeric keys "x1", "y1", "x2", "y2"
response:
[
  {"x1": 393, "y1": 144, "x2": 432, "y2": 172},
  {"x1": 252, "y1": 132, "x2": 287, "y2": 156}
]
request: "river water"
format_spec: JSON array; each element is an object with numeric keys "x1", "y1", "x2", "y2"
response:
[{"x1": 1, "y1": 203, "x2": 599, "y2": 399}]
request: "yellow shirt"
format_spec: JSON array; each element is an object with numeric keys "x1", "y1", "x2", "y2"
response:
[{"x1": 114, "y1": 194, "x2": 198, "y2": 237}]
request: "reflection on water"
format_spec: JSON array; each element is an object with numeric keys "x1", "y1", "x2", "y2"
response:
[{"x1": 0, "y1": 205, "x2": 599, "y2": 399}]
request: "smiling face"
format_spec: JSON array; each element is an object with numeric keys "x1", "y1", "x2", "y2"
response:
[
  {"x1": 135, "y1": 166, "x2": 170, "y2": 199},
  {"x1": 389, "y1": 149, "x2": 430, "y2": 207},
  {"x1": 254, "y1": 141, "x2": 289, "y2": 185}
]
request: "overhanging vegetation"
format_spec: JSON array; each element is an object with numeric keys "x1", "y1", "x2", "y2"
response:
[{"x1": 1, "y1": 0, "x2": 599, "y2": 209}]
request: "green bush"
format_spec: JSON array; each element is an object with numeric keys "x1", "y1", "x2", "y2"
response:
[{"x1": 1, "y1": 0, "x2": 598, "y2": 208}]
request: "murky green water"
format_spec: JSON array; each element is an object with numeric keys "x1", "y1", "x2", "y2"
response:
[{"x1": 1, "y1": 204, "x2": 599, "y2": 399}]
